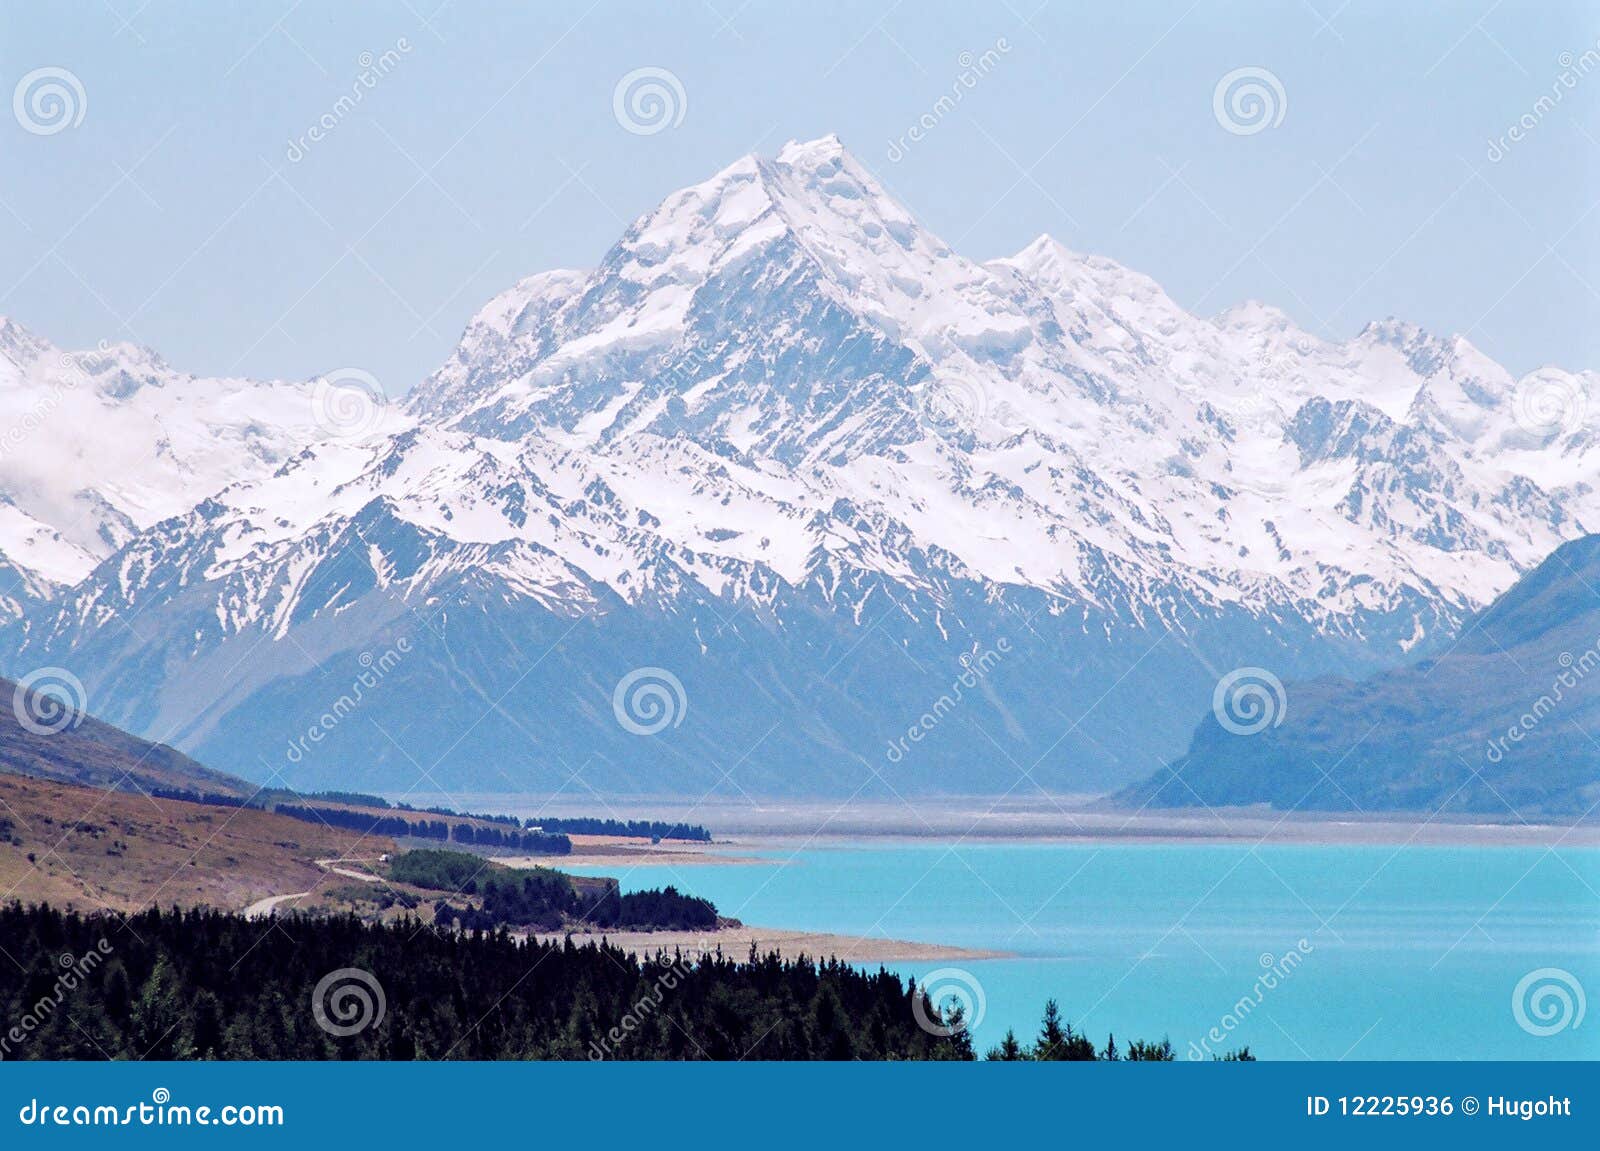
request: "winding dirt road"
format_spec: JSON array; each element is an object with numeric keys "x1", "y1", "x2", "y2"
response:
[{"x1": 241, "y1": 858, "x2": 383, "y2": 919}]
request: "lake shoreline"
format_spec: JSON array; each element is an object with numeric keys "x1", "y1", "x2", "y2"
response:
[{"x1": 530, "y1": 924, "x2": 1010, "y2": 965}]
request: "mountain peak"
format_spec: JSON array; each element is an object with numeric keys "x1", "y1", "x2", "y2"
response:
[
  {"x1": 1009, "y1": 233, "x2": 1077, "y2": 270},
  {"x1": 0, "y1": 315, "x2": 51, "y2": 370},
  {"x1": 1358, "y1": 315, "x2": 1435, "y2": 345},
  {"x1": 775, "y1": 133, "x2": 849, "y2": 165},
  {"x1": 1213, "y1": 299, "x2": 1300, "y2": 333}
]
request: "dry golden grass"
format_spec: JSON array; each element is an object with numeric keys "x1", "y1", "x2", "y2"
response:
[{"x1": 0, "y1": 774, "x2": 396, "y2": 914}]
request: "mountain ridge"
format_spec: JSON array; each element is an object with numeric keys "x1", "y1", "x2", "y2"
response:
[{"x1": 2, "y1": 135, "x2": 1598, "y2": 796}]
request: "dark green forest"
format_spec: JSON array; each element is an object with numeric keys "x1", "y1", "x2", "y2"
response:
[
  {"x1": 0, "y1": 904, "x2": 963, "y2": 1060},
  {"x1": 520, "y1": 816, "x2": 712, "y2": 842},
  {"x1": 391, "y1": 848, "x2": 719, "y2": 931},
  {"x1": 0, "y1": 903, "x2": 1249, "y2": 1062}
]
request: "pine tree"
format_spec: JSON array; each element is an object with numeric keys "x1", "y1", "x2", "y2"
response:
[
  {"x1": 1034, "y1": 998, "x2": 1066, "y2": 1059},
  {"x1": 940, "y1": 1003, "x2": 975, "y2": 1060},
  {"x1": 987, "y1": 1028, "x2": 1026, "y2": 1060}
]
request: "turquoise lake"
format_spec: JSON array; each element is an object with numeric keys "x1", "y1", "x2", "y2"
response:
[{"x1": 564, "y1": 841, "x2": 1599, "y2": 1060}]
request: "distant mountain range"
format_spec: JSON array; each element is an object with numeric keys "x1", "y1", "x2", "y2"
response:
[
  {"x1": 1, "y1": 135, "x2": 1596, "y2": 797},
  {"x1": 1122, "y1": 534, "x2": 1600, "y2": 817}
]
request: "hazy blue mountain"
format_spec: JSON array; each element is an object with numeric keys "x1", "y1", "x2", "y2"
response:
[{"x1": 1121, "y1": 535, "x2": 1600, "y2": 817}]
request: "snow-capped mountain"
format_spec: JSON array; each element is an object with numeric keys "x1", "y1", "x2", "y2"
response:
[
  {"x1": 0, "y1": 317, "x2": 342, "y2": 617},
  {"x1": 2, "y1": 136, "x2": 1595, "y2": 797}
]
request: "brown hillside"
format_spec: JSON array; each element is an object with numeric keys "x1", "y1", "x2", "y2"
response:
[{"x1": 0, "y1": 774, "x2": 396, "y2": 914}]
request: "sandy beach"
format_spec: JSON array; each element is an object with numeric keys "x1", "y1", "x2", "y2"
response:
[{"x1": 531, "y1": 924, "x2": 1007, "y2": 964}]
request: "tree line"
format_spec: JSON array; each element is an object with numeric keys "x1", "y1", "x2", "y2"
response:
[
  {"x1": 0, "y1": 903, "x2": 963, "y2": 1060},
  {"x1": 266, "y1": 804, "x2": 574, "y2": 855},
  {"x1": 521, "y1": 817, "x2": 711, "y2": 842},
  {"x1": 981, "y1": 1000, "x2": 1252, "y2": 1061},
  {"x1": 391, "y1": 849, "x2": 717, "y2": 932},
  {"x1": 145, "y1": 788, "x2": 709, "y2": 850},
  {"x1": 0, "y1": 902, "x2": 1252, "y2": 1062}
]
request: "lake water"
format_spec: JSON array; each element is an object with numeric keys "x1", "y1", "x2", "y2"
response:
[{"x1": 564, "y1": 841, "x2": 1599, "y2": 1060}]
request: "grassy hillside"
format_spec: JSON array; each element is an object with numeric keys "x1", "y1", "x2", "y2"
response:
[{"x1": 0, "y1": 774, "x2": 396, "y2": 913}]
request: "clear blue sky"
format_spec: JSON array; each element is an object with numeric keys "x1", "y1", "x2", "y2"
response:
[{"x1": 2, "y1": 0, "x2": 1595, "y2": 393}]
